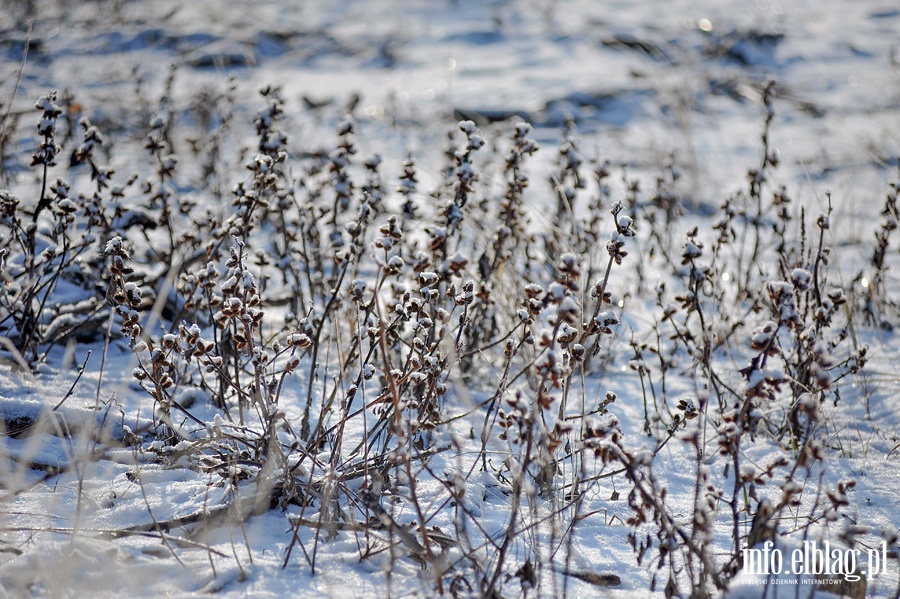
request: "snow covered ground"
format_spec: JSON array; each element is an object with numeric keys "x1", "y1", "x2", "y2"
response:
[{"x1": 1, "y1": 0, "x2": 899, "y2": 597}]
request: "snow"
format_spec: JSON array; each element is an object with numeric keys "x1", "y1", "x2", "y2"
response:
[{"x1": 1, "y1": 0, "x2": 900, "y2": 597}]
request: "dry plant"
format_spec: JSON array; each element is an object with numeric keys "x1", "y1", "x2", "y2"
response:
[{"x1": 0, "y1": 76, "x2": 895, "y2": 599}]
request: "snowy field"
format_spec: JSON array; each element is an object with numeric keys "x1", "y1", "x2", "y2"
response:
[{"x1": 1, "y1": 0, "x2": 899, "y2": 597}]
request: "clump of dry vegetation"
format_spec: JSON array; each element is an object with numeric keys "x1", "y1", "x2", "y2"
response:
[{"x1": 1, "y1": 73, "x2": 898, "y2": 598}]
